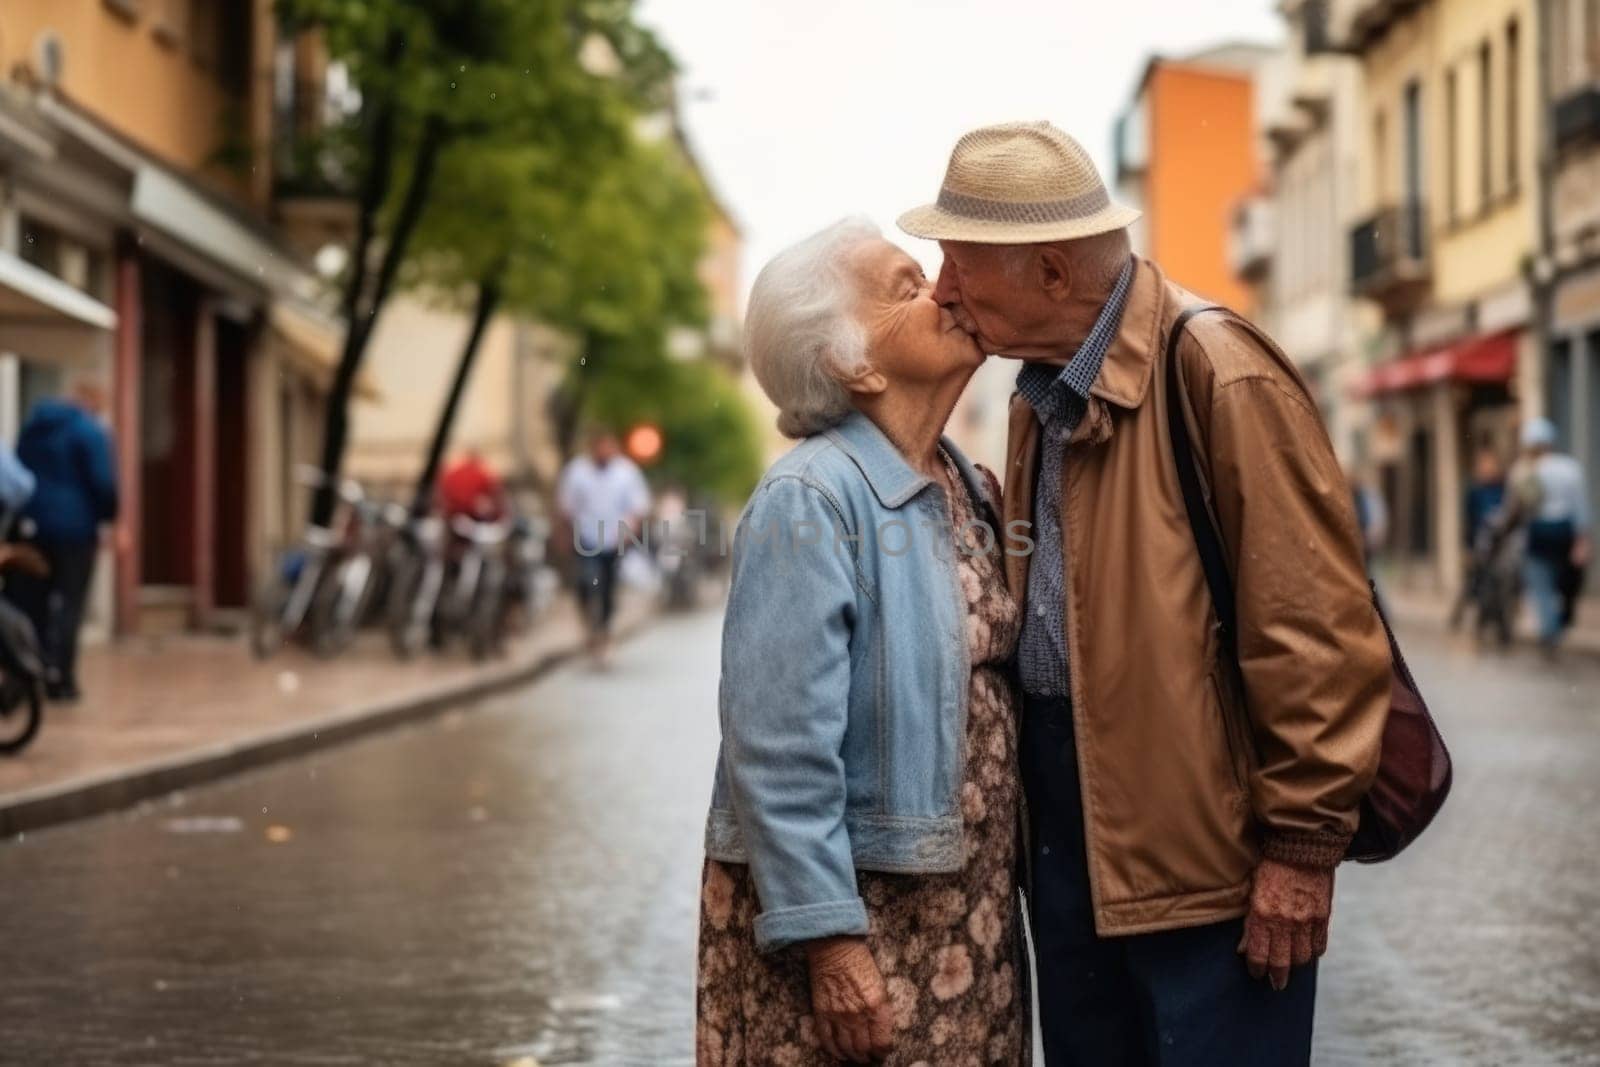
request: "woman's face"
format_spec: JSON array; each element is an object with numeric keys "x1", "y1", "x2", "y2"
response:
[{"x1": 848, "y1": 239, "x2": 984, "y2": 386}]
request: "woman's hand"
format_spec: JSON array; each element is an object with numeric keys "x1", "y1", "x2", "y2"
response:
[{"x1": 805, "y1": 936, "x2": 895, "y2": 1063}]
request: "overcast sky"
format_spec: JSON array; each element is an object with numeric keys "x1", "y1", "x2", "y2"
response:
[{"x1": 635, "y1": 0, "x2": 1282, "y2": 288}]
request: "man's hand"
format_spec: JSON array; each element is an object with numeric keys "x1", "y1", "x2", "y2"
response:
[
  {"x1": 805, "y1": 935, "x2": 895, "y2": 1063},
  {"x1": 1573, "y1": 536, "x2": 1591, "y2": 569},
  {"x1": 1239, "y1": 858, "x2": 1334, "y2": 990}
]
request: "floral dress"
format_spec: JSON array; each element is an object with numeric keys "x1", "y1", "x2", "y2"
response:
[{"x1": 696, "y1": 454, "x2": 1029, "y2": 1066}]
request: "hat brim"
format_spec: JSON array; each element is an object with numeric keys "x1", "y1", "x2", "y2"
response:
[{"x1": 896, "y1": 201, "x2": 1142, "y2": 245}]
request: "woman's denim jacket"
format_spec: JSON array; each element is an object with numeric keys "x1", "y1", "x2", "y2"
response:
[{"x1": 703, "y1": 411, "x2": 1006, "y2": 952}]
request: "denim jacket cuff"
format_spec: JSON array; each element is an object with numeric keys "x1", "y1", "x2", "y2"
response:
[{"x1": 752, "y1": 897, "x2": 870, "y2": 954}]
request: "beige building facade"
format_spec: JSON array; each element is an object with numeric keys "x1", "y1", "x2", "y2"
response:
[
  {"x1": 1331, "y1": 0, "x2": 1539, "y2": 591},
  {"x1": 0, "y1": 0, "x2": 346, "y2": 636},
  {"x1": 1542, "y1": 0, "x2": 1600, "y2": 544}
]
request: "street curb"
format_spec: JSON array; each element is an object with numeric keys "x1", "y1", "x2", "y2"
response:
[{"x1": 0, "y1": 610, "x2": 654, "y2": 838}]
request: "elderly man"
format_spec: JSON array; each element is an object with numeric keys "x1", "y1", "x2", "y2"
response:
[{"x1": 900, "y1": 122, "x2": 1391, "y2": 1065}]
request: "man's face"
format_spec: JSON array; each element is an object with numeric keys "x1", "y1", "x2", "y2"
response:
[
  {"x1": 591, "y1": 435, "x2": 619, "y2": 465},
  {"x1": 932, "y1": 241, "x2": 1060, "y2": 360}
]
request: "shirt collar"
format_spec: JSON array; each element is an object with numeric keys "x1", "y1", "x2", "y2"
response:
[{"x1": 1016, "y1": 259, "x2": 1134, "y2": 420}]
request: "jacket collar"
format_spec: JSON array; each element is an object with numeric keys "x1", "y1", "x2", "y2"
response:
[
  {"x1": 1087, "y1": 255, "x2": 1170, "y2": 411},
  {"x1": 826, "y1": 409, "x2": 982, "y2": 511}
]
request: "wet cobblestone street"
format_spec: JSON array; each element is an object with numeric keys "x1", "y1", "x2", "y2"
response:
[{"x1": 0, "y1": 608, "x2": 1596, "y2": 1065}]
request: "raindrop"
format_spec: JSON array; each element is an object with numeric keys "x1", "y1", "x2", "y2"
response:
[
  {"x1": 490, "y1": 92, "x2": 497, "y2": 100},
  {"x1": 24, "y1": 233, "x2": 34, "y2": 244},
  {"x1": 450, "y1": 81, "x2": 457, "y2": 90},
  {"x1": 579, "y1": 357, "x2": 586, "y2": 365}
]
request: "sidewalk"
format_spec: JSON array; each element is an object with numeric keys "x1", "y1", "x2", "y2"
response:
[
  {"x1": 1381, "y1": 582, "x2": 1600, "y2": 657},
  {"x1": 0, "y1": 596, "x2": 649, "y2": 836}
]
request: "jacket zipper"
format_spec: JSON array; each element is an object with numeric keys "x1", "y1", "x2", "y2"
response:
[{"x1": 1059, "y1": 427, "x2": 1108, "y2": 927}]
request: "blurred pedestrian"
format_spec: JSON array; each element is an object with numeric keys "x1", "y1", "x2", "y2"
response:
[
  {"x1": 556, "y1": 427, "x2": 649, "y2": 666},
  {"x1": 1450, "y1": 448, "x2": 1513, "y2": 637},
  {"x1": 902, "y1": 122, "x2": 1391, "y2": 1065},
  {"x1": 437, "y1": 448, "x2": 506, "y2": 522},
  {"x1": 1514, "y1": 418, "x2": 1590, "y2": 656},
  {"x1": 8, "y1": 376, "x2": 118, "y2": 703},
  {"x1": 698, "y1": 220, "x2": 1026, "y2": 1064},
  {"x1": 1352, "y1": 474, "x2": 1389, "y2": 564}
]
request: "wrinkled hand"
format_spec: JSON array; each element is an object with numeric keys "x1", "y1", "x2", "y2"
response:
[
  {"x1": 806, "y1": 936, "x2": 895, "y2": 1063},
  {"x1": 1239, "y1": 858, "x2": 1333, "y2": 990}
]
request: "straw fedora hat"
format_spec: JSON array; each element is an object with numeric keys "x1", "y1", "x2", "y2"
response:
[{"x1": 898, "y1": 121, "x2": 1140, "y2": 245}]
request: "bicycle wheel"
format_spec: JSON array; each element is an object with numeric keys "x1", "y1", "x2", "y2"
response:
[
  {"x1": 311, "y1": 553, "x2": 373, "y2": 658},
  {"x1": 0, "y1": 673, "x2": 43, "y2": 755},
  {"x1": 250, "y1": 570, "x2": 291, "y2": 659},
  {"x1": 467, "y1": 563, "x2": 508, "y2": 661},
  {"x1": 386, "y1": 550, "x2": 436, "y2": 660}
]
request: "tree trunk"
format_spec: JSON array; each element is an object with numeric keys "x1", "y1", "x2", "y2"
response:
[
  {"x1": 311, "y1": 115, "x2": 446, "y2": 528},
  {"x1": 410, "y1": 275, "x2": 503, "y2": 517},
  {"x1": 552, "y1": 329, "x2": 603, "y2": 461}
]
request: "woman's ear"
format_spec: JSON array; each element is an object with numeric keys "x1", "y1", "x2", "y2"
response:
[
  {"x1": 1037, "y1": 246, "x2": 1074, "y2": 303},
  {"x1": 837, "y1": 358, "x2": 888, "y2": 398}
]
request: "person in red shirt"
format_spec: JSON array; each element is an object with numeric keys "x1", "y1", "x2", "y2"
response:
[{"x1": 437, "y1": 449, "x2": 506, "y2": 522}]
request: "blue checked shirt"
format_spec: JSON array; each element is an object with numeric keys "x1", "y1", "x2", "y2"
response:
[{"x1": 1016, "y1": 260, "x2": 1133, "y2": 697}]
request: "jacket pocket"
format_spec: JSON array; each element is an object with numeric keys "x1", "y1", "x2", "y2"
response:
[{"x1": 1207, "y1": 671, "x2": 1251, "y2": 798}]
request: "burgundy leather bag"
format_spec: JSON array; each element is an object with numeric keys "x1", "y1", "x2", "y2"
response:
[{"x1": 1165, "y1": 305, "x2": 1452, "y2": 864}]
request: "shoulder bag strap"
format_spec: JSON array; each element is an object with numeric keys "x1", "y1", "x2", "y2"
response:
[{"x1": 1163, "y1": 303, "x2": 1235, "y2": 652}]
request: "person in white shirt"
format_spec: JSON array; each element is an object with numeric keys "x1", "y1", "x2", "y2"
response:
[
  {"x1": 1515, "y1": 418, "x2": 1591, "y2": 653},
  {"x1": 557, "y1": 427, "x2": 652, "y2": 663}
]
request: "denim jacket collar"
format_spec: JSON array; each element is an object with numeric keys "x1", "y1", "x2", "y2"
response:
[{"x1": 825, "y1": 410, "x2": 989, "y2": 512}]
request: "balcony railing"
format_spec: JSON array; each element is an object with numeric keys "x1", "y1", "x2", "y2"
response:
[
  {"x1": 1349, "y1": 200, "x2": 1430, "y2": 312},
  {"x1": 1554, "y1": 83, "x2": 1600, "y2": 156}
]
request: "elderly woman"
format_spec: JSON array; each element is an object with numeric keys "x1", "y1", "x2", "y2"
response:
[{"x1": 696, "y1": 219, "x2": 1029, "y2": 1065}]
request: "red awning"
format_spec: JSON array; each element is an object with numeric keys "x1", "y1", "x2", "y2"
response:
[{"x1": 1353, "y1": 330, "x2": 1518, "y2": 398}]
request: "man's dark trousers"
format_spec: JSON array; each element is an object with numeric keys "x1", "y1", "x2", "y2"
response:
[
  {"x1": 8, "y1": 540, "x2": 96, "y2": 695},
  {"x1": 1021, "y1": 694, "x2": 1317, "y2": 1067}
]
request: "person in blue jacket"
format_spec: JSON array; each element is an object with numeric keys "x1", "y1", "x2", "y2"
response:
[{"x1": 9, "y1": 377, "x2": 118, "y2": 702}]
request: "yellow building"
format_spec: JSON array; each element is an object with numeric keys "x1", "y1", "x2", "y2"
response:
[
  {"x1": 1334, "y1": 0, "x2": 1538, "y2": 591},
  {"x1": 0, "y1": 0, "x2": 345, "y2": 635},
  {"x1": 1543, "y1": 0, "x2": 1600, "y2": 550}
]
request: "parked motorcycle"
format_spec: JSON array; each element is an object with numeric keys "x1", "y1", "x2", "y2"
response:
[{"x1": 0, "y1": 543, "x2": 48, "y2": 754}]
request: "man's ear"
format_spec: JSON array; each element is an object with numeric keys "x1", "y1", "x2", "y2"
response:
[
  {"x1": 838, "y1": 358, "x2": 888, "y2": 398},
  {"x1": 1037, "y1": 246, "x2": 1074, "y2": 303}
]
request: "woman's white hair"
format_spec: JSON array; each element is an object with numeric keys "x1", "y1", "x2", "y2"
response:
[{"x1": 743, "y1": 217, "x2": 879, "y2": 438}]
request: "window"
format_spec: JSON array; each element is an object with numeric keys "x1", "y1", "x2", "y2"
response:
[
  {"x1": 189, "y1": 0, "x2": 252, "y2": 97},
  {"x1": 1445, "y1": 67, "x2": 1459, "y2": 224},
  {"x1": 1478, "y1": 40, "x2": 1492, "y2": 213},
  {"x1": 1588, "y1": 0, "x2": 1600, "y2": 81},
  {"x1": 1506, "y1": 19, "x2": 1520, "y2": 192},
  {"x1": 1402, "y1": 80, "x2": 1423, "y2": 253},
  {"x1": 1373, "y1": 108, "x2": 1388, "y2": 204},
  {"x1": 1548, "y1": 338, "x2": 1573, "y2": 451}
]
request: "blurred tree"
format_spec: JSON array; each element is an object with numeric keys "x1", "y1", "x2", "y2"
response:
[
  {"x1": 411, "y1": 120, "x2": 760, "y2": 509},
  {"x1": 275, "y1": 0, "x2": 639, "y2": 526}
]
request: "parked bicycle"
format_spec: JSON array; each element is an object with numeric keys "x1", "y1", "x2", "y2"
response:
[
  {"x1": 384, "y1": 512, "x2": 449, "y2": 660},
  {"x1": 308, "y1": 495, "x2": 408, "y2": 657},
  {"x1": 250, "y1": 467, "x2": 366, "y2": 659},
  {"x1": 464, "y1": 514, "x2": 558, "y2": 660}
]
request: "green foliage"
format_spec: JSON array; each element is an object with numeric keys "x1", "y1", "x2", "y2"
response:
[
  {"x1": 279, "y1": 0, "x2": 762, "y2": 506},
  {"x1": 586, "y1": 357, "x2": 764, "y2": 505}
]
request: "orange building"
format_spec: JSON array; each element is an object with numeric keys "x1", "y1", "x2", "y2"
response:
[{"x1": 1113, "y1": 43, "x2": 1274, "y2": 313}]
